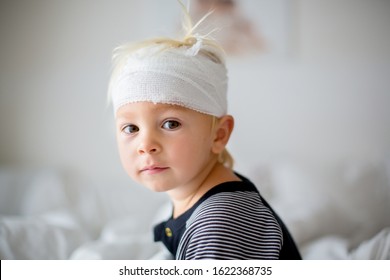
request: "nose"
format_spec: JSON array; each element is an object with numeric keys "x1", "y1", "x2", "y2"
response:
[{"x1": 137, "y1": 131, "x2": 161, "y2": 155}]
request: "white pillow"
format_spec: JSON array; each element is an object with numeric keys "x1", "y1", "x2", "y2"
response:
[
  {"x1": 266, "y1": 161, "x2": 342, "y2": 245},
  {"x1": 248, "y1": 160, "x2": 390, "y2": 247}
]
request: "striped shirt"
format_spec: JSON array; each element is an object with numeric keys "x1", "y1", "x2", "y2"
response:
[{"x1": 154, "y1": 174, "x2": 301, "y2": 260}]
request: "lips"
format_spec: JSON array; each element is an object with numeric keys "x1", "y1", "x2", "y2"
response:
[{"x1": 140, "y1": 165, "x2": 169, "y2": 174}]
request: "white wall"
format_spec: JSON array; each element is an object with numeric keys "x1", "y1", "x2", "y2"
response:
[
  {"x1": 228, "y1": 0, "x2": 390, "y2": 169},
  {"x1": 1, "y1": 0, "x2": 389, "y2": 231}
]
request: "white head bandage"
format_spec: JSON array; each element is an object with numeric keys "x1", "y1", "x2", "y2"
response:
[{"x1": 110, "y1": 39, "x2": 228, "y2": 117}]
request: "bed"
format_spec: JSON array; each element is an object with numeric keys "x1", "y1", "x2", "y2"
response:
[{"x1": 1, "y1": 159, "x2": 389, "y2": 260}]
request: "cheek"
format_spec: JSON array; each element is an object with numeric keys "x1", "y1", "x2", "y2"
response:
[
  {"x1": 117, "y1": 139, "x2": 137, "y2": 175},
  {"x1": 170, "y1": 134, "x2": 213, "y2": 163}
]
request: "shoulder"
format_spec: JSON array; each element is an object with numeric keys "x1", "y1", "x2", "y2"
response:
[
  {"x1": 177, "y1": 188, "x2": 283, "y2": 260},
  {"x1": 189, "y1": 190, "x2": 275, "y2": 225},
  {"x1": 189, "y1": 190, "x2": 282, "y2": 237}
]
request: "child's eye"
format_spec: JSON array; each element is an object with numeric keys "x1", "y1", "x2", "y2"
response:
[
  {"x1": 162, "y1": 120, "x2": 181, "y2": 130},
  {"x1": 122, "y1": 124, "x2": 139, "y2": 134}
]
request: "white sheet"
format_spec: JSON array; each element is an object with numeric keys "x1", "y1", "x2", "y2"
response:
[
  {"x1": 302, "y1": 228, "x2": 390, "y2": 260},
  {"x1": 1, "y1": 160, "x2": 389, "y2": 260},
  {"x1": 0, "y1": 210, "x2": 88, "y2": 259}
]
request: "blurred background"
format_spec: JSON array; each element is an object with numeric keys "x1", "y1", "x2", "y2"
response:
[{"x1": 1, "y1": 0, "x2": 389, "y2": 259}]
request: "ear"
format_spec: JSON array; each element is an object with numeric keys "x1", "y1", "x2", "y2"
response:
[{"x1": 211, "y1": 115, "x2": 234, "y2": 154}]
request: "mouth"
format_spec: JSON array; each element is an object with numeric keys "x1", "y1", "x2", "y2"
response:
[{"x1": 140, "y1": 166, "x2": 169, "y2": 175}]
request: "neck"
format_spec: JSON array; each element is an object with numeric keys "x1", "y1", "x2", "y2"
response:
[{"x1": 168, "y1": 161, "x2": 241, "y2": 219}]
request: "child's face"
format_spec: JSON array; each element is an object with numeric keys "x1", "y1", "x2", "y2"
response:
[{"x1": 115, "y1": 102, "x2": 217, "y2": 193}]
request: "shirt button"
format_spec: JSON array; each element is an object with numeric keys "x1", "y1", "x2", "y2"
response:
[{"x1": 165, "y1": 227, "x2": 173, "y2": 237}]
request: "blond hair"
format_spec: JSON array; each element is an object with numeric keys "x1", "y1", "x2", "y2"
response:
[{"x1": 108, "y1": 1, "x2": 234, "y2": 168}]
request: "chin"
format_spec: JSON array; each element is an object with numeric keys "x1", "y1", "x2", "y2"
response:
[
  {"x1": 142, "y1": 181, "x2": 175, "y2": 193},
  {"x1": 147, "y1": 185, "x2": 174, "y2": 193}
]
